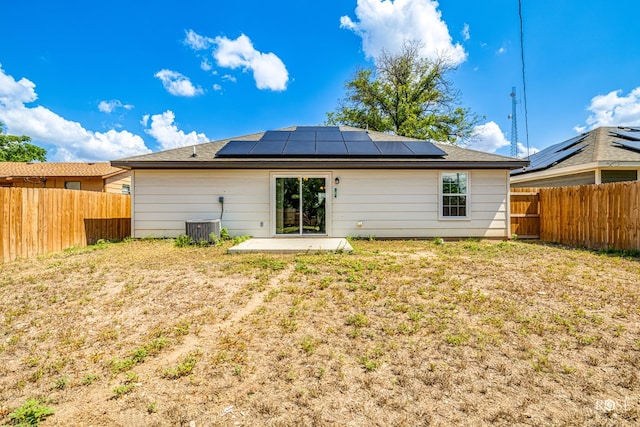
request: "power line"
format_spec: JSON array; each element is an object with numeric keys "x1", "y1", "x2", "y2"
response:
[{"x1": 518, "y1": 0, "x2": 530, "y2": 158}]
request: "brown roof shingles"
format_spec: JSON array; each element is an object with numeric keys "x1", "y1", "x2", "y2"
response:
[{"x1": 0, "y1": 162, "x2": 127, "y2": 178}]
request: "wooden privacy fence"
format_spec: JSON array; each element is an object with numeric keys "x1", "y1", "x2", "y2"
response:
[
  {"x1": 510, "y1": 188, "x2": 540, "y2": 239},
  {"x1": 511, "y1": 181, "x2": 640, "y2": 251},
  {"x1": 1, "y1": 187, "x2": 131, "y2": 262},
  {"x1": 539, "y1": 181, "x2": 640, "y2": 251}
]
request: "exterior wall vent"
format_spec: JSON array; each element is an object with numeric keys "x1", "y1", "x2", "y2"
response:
[{"x1": 186, "y1": 219, "x2": 221, "y2": 243}]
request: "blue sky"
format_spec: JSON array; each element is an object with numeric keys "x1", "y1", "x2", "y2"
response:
[{"x1": 1, "y1": 0, "x2": 639, "y2": 162}]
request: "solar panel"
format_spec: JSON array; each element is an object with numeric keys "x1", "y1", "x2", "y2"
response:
[
  {"x1": 545, "y1": 134, "x2": 587, "y2": 153},
  {"x1": 261, "y1": 131, "x2": 291, "y2": 141},
  {"x1": 216, "y1": 141, "x2": 257, "y2": 157},
  {"x1": 283, "y1": 140, "x2": 316, "y2": 155},
  {"x1": 342, "y1": 131, "x2": 371, "y2": 142},
  {"x1": 296, "y1": 126, "x2": 338, "y2": 132},
  {"x1": 526, "y1": 144, "x2": 585, "y2": 172},
  {"x1": 403, "y1": 141, "x2": 447, "y2": 157},
  {"x1": 249, "y1": 139, "x2": 287, "y2": 155},
  {"x1": 316, "y1": 140, "x2": 348, "y2": 156},
  {"x1": 288, "y1": 130, "x2": 316, "y2": 141},
  {"x1": 610, "y1": 131, "x2": 640, "y2": 142},
  {"x1": 316, "y1": 130, "x2": 344, "y2": 142},
  {"x1": 613, "y1": 140, "x2": 640, "y2": 152},
  {"x1": 345, "y1": 141, "x2": 381, "y2": 155},
  {"x1": 374, "y1": 141, "x2": 414, "y2": 156}
]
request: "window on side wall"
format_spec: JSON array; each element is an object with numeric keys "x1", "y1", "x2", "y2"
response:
[
  {"x1": 441, "y1": 172, "x2": 468, "y2": 218},
  {"x1": 122, "y1": 184, "x2": 131, "y2": 195},
  {"x1": 64, "y1": 181, "x2": 81, "y2": 190}
]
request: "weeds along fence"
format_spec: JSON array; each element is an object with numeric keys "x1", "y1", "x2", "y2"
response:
[
  {"x1": 513, "y1": 181, "x2": 640, "y2": 251},
  {"x1": 1, "y1": 187, "x2": 131, "y2": 262}
]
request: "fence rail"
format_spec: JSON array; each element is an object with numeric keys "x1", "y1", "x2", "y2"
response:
[{"x1": 1, "y1": 187, "x2": 131, "y2": 262}]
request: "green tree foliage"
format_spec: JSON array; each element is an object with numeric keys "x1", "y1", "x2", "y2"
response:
[
  {"x1": 326, "y1": 42, "x2": 477, "y2": 143},
  {"x1": 0, "y1": 122, "x2": 47, "y2": 162}
]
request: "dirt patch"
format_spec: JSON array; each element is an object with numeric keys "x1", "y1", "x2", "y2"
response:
[{"x1": 1, "y1": 239, "x2": 639, "y2": 426}]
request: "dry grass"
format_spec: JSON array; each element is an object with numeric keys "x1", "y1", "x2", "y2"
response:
[{"x1": 0, "y1": 238, "x2": 639, "y2": 426}]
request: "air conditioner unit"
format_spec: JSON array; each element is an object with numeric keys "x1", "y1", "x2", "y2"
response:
[{"x1": 185, "y1": 219, "x2": 221, "y2": 244}]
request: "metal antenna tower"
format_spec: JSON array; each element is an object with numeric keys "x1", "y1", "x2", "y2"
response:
[{"x1": 509, "y1": 86, "x2": 519, "y2": 158}]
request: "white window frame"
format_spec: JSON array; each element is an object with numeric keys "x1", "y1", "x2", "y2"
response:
[{"x1": 439, "y1": 171, "x2": 470, "y2": 220}]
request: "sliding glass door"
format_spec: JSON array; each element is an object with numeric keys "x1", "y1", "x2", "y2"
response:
[{"x1": 275, "y1": 176, "x2": 327, "y2": 235}]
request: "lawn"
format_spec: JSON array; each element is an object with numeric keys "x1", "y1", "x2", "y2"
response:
[{"x1": 0, "y1": 239, "x2": 638, "y2": 426}]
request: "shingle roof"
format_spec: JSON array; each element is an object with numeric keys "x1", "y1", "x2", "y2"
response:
[
  {"x1": 0, "y1": 162, "x2": 128, "y2": 178},
  {"x1": 112, "y1": 125, "x2": 527, "y2": 170},
  {"x1": 512, "y1": 126, "x2": 640, "y2": 176}
]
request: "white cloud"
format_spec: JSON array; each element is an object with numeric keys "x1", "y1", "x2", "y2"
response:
[
  {"x1": 497, "y1": 47, "x2": 506, "y2": 55},
  {"x1": 340, "y1": 0, "x2": 467, "y2": 65},
  {"x1": 98, "y1": 99, "x2": 133, "y2": 113},
  {"x1": 0, "y1": 63, "x2": 37, "y2": 107},
  {"x1": 468, "y1": 121, "x2": 540, "y2": 158},
  {"x1": 155, "y1": 69, "x2": 204, "y2": 97},
  {"x1": 517, "y1": 142, "x2": 539, "y2": 159},
  {"x1": 184, "y1": 29, "x2": 214, "y2": 51},
  {"x1": 467, "y1": 121, "x2": 510, "y2": 153},
  {"x1": 183, "y1": 30, "x2": 289, "y2": 92},
  {"x1": 461, "y1": 23, "x2": 470, "y2": 41},
  {"x1": 213, "y1": 34, "x2": 288, "y2": 91},
  {"x1": 212, "y1": 84, "x2": 222, "y2": 91},
  {"x1": 579, "y1": 87, "x2": 640, "y2": 130},
  {"x1": 143, "y1": 110, "x2": 209, "y2": 150},
  {"x1": 200, "y1": 58, "x2": 213, "y2": 71},
  {"x1": 0, "y1": 65, "x2": 150, "y2": 161},
  {"x1": 222, "y1": 74, "x2": 237, "y2": 83}
]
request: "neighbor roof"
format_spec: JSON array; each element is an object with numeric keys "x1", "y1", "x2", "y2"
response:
[
  {"x1": 112, "y1": 126, "x2": 527, "y2": 170},
  {"x1": 511, "y1": 126, "x2": 640, "y2": 176},
  {"x1": 0, "y1": 162, "x2": 128, "y2": 178}
]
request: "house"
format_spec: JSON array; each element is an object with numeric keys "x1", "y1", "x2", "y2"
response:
[
  {"x1": 511, "y1": 126, "x2": 640, "y2": 188},
  {"x1": 0, "y1": 162, "x2": 132, "y2": 194},
  {"x1": 111, "y1": 126, "x2": 527, "y2": 239}
]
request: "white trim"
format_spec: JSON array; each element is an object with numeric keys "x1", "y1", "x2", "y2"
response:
[
  {"x1": 269, "y1": 171, "x2": 333, "y2": 237},
  {"x1": 439, "y1": 170, "x2": 471, "y2": 221}
]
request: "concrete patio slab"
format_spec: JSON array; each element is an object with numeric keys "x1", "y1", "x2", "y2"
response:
[{"x1": 228, "y1": 238, "x2": 353, "y2": 254}]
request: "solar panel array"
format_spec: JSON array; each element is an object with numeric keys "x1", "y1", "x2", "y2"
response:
[
  {"x1": 216, "y1": 126, "x2": 447, "y2": 158},
  {"x1": 511, "y1": 134, "x2": 588, "y2": 175},
  {"x1": 611, "y1": 130, "x2": 640, "y2": 142},
  {"x1": 611, "y1": 128, "x2": 640, "y2": 153}
]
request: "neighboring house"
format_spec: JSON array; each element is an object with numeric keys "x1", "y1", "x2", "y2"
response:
[
  {"x1": 0, "y1": 162, "x2": 132, "y2": 194},
  {"x1": 511, "y1": 126, "x2": 640, "y2": 188},
  {"x1": 111, "y1": 126, "x2": 527, "y2": 239}
]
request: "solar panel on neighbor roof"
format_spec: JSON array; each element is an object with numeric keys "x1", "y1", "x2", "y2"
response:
[
  {"x1": 215, "y1": 141, "x2": 257, "y2": 157},
  {"x1": 249, "y1": 139, "x2": 287, "y2": 155},
  {"x1": 316, "y1": 140, "x2": 348, "y2": 156},
  {"x1": 403, "y1": 141, "x2": 447, "y2": 157},
  {"x1": 610, "y1": 131, "x2": 640, "y2": 142},
  {"x1": 527, "y1": 144, "x2": 585, "y2": 172},
  {"x1": 546, "y1": 134, "x2": 588, "y2": 152},
  {"x1": 283, "y1": 140, "x2": 316, "y2": 155},
  {"x1": 260, "y1": 131, "x2": 291, "y2": 141},
  {"x1": 613, "y1": 140, "x2": 640, "y2": 153}
]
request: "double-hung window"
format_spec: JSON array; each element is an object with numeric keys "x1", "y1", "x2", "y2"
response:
[{"x1": 441, "y1": 172, "x2": 468, "y2": 218}]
